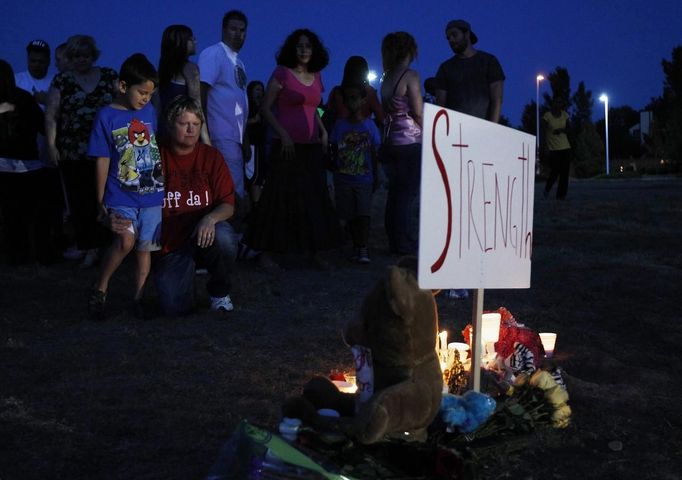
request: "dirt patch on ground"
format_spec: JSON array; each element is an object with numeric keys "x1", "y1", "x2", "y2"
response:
[{"x1": 1, "y1": 178, "x2": 681, "y2": 479}]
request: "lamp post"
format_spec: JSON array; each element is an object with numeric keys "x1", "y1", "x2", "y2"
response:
[
  {"x1": 536, "y1": 75, "x2": 544, "y2": 170},
  {"x1": 599, "y1": 94, "x2": 610, "y2": 175}
]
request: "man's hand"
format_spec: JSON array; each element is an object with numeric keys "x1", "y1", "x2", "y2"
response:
[
  {"x1": 100, "y1": 208, "x2": 133, "y2": 235},
  {"x1": 193, "y1": 214, "x2": 217, "y2": 248}
]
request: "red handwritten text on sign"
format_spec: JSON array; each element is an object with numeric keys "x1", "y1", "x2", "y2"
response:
[{"x1": 419, "y1": 105, "x2": 535, "y2": 289}]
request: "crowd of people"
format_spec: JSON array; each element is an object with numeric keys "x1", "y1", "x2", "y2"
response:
[{"x1": 1, "y1": 11, "x2": 515, "y2": 318}]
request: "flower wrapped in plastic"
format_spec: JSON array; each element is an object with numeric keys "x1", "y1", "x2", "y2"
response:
[{"x1": 529, "y1": 370, "x2": 571, "y2": 428}]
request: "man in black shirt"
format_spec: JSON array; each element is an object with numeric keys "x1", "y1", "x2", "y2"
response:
[{"x1": 435, "y1": 19, "x2": 505, "y2": 123}]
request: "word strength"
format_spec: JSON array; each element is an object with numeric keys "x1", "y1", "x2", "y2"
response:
[{"x1": 419, "y1": 105, "x2": 535, "y2": 289}]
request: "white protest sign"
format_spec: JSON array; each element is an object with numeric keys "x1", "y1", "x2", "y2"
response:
[{"x1": 418, "y1": 103, "x2": 535, "y2": 289}]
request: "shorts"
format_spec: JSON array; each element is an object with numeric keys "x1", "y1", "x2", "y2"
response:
[
  {"x1": 334, "y1": 183, "x2": 373, "y2": 221},
  {"x1": 108, "y1": 205, "x2": 162, "y2": 251}
]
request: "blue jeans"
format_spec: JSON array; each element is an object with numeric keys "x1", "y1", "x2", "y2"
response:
[
  {"x1": 383, "y1": 143, "x2": 421, "y2": 255},
  {"x1": 154, "y1": 221, "x2": 239, "y2": 316}
]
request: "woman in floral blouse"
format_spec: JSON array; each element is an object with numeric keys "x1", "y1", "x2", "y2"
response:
[{"x1": 45, "y1": 35, "x2": 117, "y2": 265}]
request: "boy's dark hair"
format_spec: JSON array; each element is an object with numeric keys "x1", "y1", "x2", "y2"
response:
[
  {"x1": 119, "y1": 53, "x2": 159, "y2": 87},
  {"x1": 222, "y1": 10, "x2": 248, "y2": 29},
  {"x1": 340, "y1": 81, "x2": 367, "y2": 101},
  {"x1": 276, "y1": 28, "x2": 329, "y2": 73}
]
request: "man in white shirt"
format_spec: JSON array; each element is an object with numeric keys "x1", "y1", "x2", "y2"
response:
[
  {"x1": 14, "y1": 39, "x2": 53, "y2": 110},
  {"x1": 199, "y1": 10, "x2": 249, "y2": 199}
]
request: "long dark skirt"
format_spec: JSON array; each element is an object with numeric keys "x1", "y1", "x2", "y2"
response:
[{"x1": 244, "y1": 141, "x2": 342, "y2": 253}]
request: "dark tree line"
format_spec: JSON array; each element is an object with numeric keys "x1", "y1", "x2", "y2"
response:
[{"x1": 644, "y1": 45, "x2": 682, "y2": 167}]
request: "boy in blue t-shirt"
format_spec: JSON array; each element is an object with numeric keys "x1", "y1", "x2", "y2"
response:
[
  {"x1": 329, "y1": 83, "x2": 381, "y2": 264},
  {"x1": 87, "y1": 53, "x2": 163, "y2": 318}
]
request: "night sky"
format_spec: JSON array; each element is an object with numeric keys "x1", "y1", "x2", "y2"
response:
[{"x1": 3, "y1": 0, "x2": 681, "y2": 125}]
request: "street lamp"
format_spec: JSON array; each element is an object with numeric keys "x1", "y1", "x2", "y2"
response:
[
  {"x1": 599, "y1": 93, "x2": 610, "y2": 175},
  {"x1": 536, "y1": 75, "x2": 545, "y2": 168}
]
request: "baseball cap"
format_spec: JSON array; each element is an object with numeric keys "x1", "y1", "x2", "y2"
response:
[
  {"x1": 26, "y1": 39, "x2": 50, "y2": 54},
  {"x1": 445, "y1": 20, "x2": 478, "y2": 45}
]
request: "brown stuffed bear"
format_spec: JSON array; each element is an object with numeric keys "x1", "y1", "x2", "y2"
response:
[{"x1": 283, "y1": 257, "x2": 443, "y2": 444}]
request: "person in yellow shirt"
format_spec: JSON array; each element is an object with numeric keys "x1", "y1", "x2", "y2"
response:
[{"x1": 542, "y1": 97, "x2": 572, "y2": 199}]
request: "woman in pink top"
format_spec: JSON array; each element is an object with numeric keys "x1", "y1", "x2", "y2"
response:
[{"x1": 244, "y1": 29, "x2": 341, "y2": 267}]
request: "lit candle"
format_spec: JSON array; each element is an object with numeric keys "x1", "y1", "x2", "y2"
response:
[
  {"x1": 539, "y1": 332, "x2": 557, "y2": 358},
  {"x1": 332, "y1": 380, "x2": 358, "y2": 394},
  {"x1": 448, "y1": 342, "x2": 470, "y2": 362},
  {"x1": 481, "y1": 313, "x2": 502, "y2": 364},
  {"x1": 438, "y1": 331, "x2": 448, "y2": 353},
  {"x1": 481, "y1": 313, "x2": 501, "y2": 345}
]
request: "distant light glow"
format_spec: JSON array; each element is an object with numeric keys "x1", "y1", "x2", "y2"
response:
[
  {"x1": 536, "y1": 74, "x2": 545, "y2": 81},
  {"x1": 599, "y1": 94, "x2": 608, "y2": 102},
  {"x1": 367, "y1": 70, "x2": 378, "y2": 82}
]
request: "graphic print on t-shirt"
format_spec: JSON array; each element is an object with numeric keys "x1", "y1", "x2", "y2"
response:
[
  {"x1": 111, "y1": 119, "x2": 163, "y2": 194},
  {"x1": 337, "y1": 130, "x2": 372, "y2": 176},
  {"x1": 235, "y1": 64, "x2": 247, "y2": 90}
]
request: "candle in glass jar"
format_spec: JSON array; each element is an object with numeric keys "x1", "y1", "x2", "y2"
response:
[{"x1": 539, "y1": 332, "x2": 557, "y2": 357}]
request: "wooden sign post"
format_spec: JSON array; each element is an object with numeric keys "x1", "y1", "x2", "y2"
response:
[{"x1": 418, "y1": 103, "x2": 536, "y2": 391}]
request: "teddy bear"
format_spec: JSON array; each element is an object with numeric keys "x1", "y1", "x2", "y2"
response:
[{"x1": 283, "y1": 257, "x2": 444, "y2": 444}]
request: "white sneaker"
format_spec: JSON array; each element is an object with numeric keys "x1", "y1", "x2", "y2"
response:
[{"x1": 210, "y1": 295, "x2": 234, "y2": 312}]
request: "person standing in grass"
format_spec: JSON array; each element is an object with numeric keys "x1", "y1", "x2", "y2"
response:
[
  {"x1": 329, "y1": 82, "x2": 381, "y2": 264},
  {"x1": 87, "y1": 54, "x2": 163, "y2": 319},
  {"x1": 244, "y1": 28, "x2": 341, "y2": 269},
  {"x1": 199, "y1": 10, "x2": 249, "y2": 199},
  {"x1": 380, "y1": 31, "x2": 423, "y2": 256},
  {"x1": 542, "y1": 96, "x2": 572, "y2": 200},
  {"x1": 45, "y1": 35, "x2": 118, "y2": 267}
]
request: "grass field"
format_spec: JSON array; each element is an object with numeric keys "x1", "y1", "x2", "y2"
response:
[{"x1": 1, "y1": 177, "x2": 681, "y2": 479}]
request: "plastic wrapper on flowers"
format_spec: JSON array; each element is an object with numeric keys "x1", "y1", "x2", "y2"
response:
[{"x1": 528, "y1": 370, "x2": 572, "y2": 428}]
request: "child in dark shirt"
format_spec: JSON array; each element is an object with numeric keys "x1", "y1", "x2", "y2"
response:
[{"x1": 329, "y1": 83, "x2": 381, "y2": 263}]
